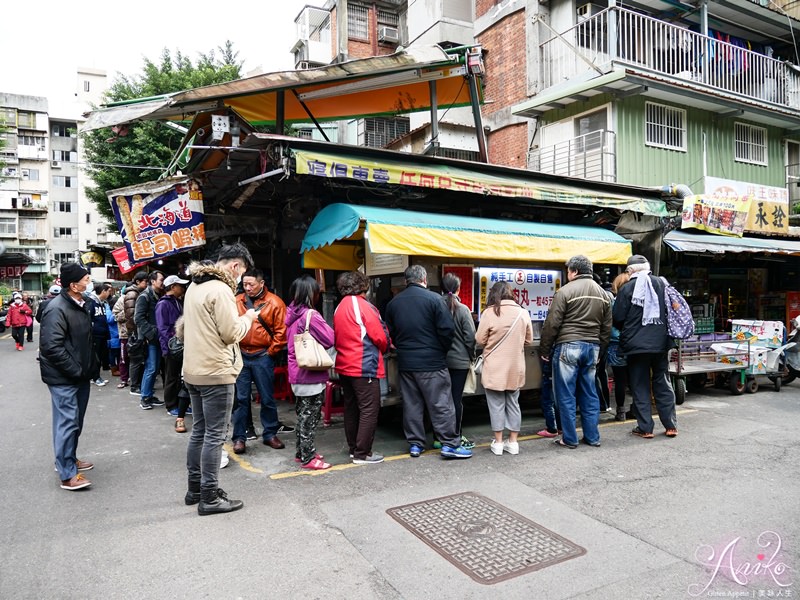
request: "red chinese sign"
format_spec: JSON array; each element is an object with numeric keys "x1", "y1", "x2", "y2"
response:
[{"x1": 0, "y1": 265, "x2": 28, "y2": 278}]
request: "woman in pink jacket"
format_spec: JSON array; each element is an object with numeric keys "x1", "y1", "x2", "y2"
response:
[
  {"x1": 475, "y1": 282, "x2": 533, "y2": 456},
  {"x1": 286, "y1": 275, "x2": 335, "y2": 470}
]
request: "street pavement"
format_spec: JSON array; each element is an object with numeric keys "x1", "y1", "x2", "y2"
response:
[{"x1": 1, "y1": 327, "x2": 797, "y2": 599}]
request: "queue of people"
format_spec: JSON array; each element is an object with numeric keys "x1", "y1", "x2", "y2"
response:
[{"x1": 36, "y1": 249, "x2": 678, "y2": 518}]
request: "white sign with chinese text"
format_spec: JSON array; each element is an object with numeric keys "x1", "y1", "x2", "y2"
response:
[{"x1": 477, "y1": 267, "x2": 561, "y2": 321}]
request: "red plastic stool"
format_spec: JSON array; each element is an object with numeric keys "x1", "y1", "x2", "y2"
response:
[
  {"x1": 272, "y1": 366, "x2": 294, "y2": 403},
  {"x1": 322, "y1": 381, "x2": 345, "y2": 427}
]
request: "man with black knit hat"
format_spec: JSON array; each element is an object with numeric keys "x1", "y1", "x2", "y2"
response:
[
  {"x1": 612, "y1": 254, "x2": 678, "y2": 439},
  {"x1": 39, "y1": 262, "x2": 100, "y2": 491}
]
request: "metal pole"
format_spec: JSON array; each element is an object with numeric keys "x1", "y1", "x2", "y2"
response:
[{"x1": 467, "y1": 74, "x2": 488, "y2": 163}]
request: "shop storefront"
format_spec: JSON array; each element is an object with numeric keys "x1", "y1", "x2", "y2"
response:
[{"x1": 301, "y1": 203, "x2": 632, "y2": 403}]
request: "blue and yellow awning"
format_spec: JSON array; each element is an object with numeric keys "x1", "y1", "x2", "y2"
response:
[{"x1": 301, "y1": 204, "x2": 632, "y2": 269}]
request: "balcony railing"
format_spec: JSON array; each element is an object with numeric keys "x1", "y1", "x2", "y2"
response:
[
  {"x1": 541, "y1": 7, "x2": 800, "y2": 109},
  {"x1": 528, "y1": 130, "x2": 616, "y2": 182}
]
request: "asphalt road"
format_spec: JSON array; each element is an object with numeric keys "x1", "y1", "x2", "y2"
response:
[{"x1": 1, "y1": 329, "x2": 797, "y2": 599}]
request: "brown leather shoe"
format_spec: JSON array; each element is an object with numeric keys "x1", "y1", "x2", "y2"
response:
[
  {"x1": 61, "y1": 473, "x2": 92, "y2": 490},
  {"x1": 263, "y1": 436, "x2": 285, "y2": 449},
  {"x1": 76, "y1": 459, "x2": 94, "y2": 471},
  {"x1": 233, "y1": 440, "x2": 246, "y2": 454}
]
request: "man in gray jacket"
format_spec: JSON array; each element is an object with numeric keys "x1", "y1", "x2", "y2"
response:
[{"x1": 540, "y1": 255, "x2": 611, "y2": 449}]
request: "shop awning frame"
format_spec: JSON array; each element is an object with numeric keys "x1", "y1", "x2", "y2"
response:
[
  {"x1": 301, "y1": 203, "x2": 632, "y2": 269},
  {"x1": 664, "y1": 230, "x2": 800, "y2": 255},
  {"x1": 81, "y1": 45, "x2": 477, "y2": 132}
]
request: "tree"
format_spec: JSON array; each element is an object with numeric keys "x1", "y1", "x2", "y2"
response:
[{"x1": 82, "y1": 42, "x2": 243, "y2": 224}]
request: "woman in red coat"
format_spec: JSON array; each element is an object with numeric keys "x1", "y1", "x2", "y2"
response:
[{"x1": 8, "y1": 292, "x2": 33, "y2": 351}]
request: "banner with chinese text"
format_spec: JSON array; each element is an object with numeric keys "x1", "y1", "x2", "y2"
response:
[
  {"x1": 294, "y1": 150, "x2": 670, "y2": 217},
  {"x1": 0, "y1": 265, "x2": 28, "y2": 279},
  {"x1": 477, "y1": 267, "x2": 560, "y2": 321},
  {"x1": 704, "y1": 177, "x2": 788, "y2": 235},
  {"x1": 107, "y1": 177, "x2": 205, "y2": 267},
  {"x1": 680, "y1": 194, "x2": 751, "y2": 237}
]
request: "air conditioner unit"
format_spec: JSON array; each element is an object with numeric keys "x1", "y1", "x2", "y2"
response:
[
  {"x1": 96, "y1": 227, "x2": 105, "y2": 233},
  {"x1": 378, "y1": 26, "x2": 400, "y2": 44},
  {"x1": 577, "y1": 3, "x2": 604, "y2": 20},
  {"x1": 51, "y1": 160, "x2": 61, "y2": 169}
]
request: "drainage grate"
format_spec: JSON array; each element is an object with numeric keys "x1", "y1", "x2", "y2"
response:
[{"x1": 387, "y1": 492, "x2": 586, "y2": 585}]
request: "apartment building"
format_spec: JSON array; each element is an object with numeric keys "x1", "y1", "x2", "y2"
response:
[
  {"x1": 0, "y1": 93, "x2": 51, "y2": 292},
  {"x1": 482, "y1": 0, "x2": 800, "y2": 223},
  {"x1": 0, "y1": 68, "x2": 111, "y2": 293},
  {"x1": 290, "y1": 0, "x2": 477, "y2": 156}
]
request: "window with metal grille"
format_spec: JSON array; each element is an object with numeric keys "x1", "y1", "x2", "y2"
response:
[
  {"x1": 734, "y1": 122, "x2": 767, "y2": 166},
  {"x1": 0, "y1": 217, "x2": 16, "y2": 235},
  {"x1": 297, "y1": 128, "x2": 313, "y2": 139},
  {"x1": 438, "y1": 147, "x2": 480, "y2": 161},
  {"x1": 348, "y1": 3, "x2": 369, "y2": 40},
  {"x1": 377, "y1": 8, "x2": 398, "y2": 27},
  {"x1": 360, "y1": 117, "x2": 410, "y2": 148},
  {"x1": 644, "y1": 102, "x2": 685, "y2": 151}
]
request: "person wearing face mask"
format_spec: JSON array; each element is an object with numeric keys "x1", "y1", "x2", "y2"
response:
[
  {"x1": 8, "y1": 292, "x2": 33, "y2": 351},
  {"x1": 39, "y1": 262, "x2": 100, "y2": 491}
]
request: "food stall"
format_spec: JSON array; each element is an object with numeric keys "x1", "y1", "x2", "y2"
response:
[{"x1": 301, "y1": 203, "x2": 632, "y2": 405}]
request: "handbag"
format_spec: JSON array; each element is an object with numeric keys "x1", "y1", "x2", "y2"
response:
[
  {"x1": 294, "y1": 310, "x2": 334, "y2": 371},
  {"x1": 464, "y1": 309, "x2": 525, "y2": 394},
  {"x1": 127, "y1": 331, "x2": 146, "y2": 358}
]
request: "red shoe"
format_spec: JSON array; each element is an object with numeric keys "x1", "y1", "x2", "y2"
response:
[
  {"x1": 301, "y1": 457, "x2": 331, "y2": 470},
  {"x1": 17, "y1": 345, "x2": 23, "y2": 351}
]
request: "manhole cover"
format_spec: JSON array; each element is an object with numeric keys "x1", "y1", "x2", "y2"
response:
[{"x1": 387, "y1": 492, "x2": 586, "y2": 584}]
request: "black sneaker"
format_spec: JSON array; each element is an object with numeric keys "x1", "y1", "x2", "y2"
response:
[
  {"x1": 245, "y1": 429, "x2": 258, "y2": 441},
  {"x1": 139, "y1": 398, "x2": 153, "y2": 410},
  {"x1": 276, "y1": 422, "x2": 295, "y2": 434},
  {"x1": 147, "y1": 396, "x2": 165, "y2": 406},
  {"x1": 129, "y1": 387, "x2": 141, "y2": 396}
]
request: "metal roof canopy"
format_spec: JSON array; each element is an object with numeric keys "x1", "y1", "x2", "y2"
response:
[
  {"x1": 81, "y1": 45, "x2": 479, "y2": 131},
  {"x1": 664, "y1": 229, "x2": 800, "y2": 255}
]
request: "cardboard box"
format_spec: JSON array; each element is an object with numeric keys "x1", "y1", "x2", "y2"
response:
[
  {"x1": 710, "y1": 342, "x2": 769, "y2": 374},
  {"x1": 731, "y1": 320, "x2": 785, "y2": 348}
]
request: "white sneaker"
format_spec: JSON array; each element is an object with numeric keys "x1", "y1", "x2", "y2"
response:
[
  {"x1": 503, "y1": 440, "x2": 520, "y2": 455},
  {"x1": 94, "y1": 378, "x2": 108, "y2": 387},
  {"x1": 490, "y1": 440, "x2": 504, "y2": 455},
  {"x1": 220, "y1": 450, "x2": 229, "y2": 469}
]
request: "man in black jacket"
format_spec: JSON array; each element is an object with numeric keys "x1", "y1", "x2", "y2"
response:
[
  {"x1": 612, "y1": 255, "x2": 678, "y2": 439},
  {"x1": 385, "y1": 265, "x2": 471, "y2": 459},
  {"x1": 134, "y1": 270, "x2": 165, "y2": 410},
  {"x1": 39, "y1": 263, "x2": 100, "y2": 491}
]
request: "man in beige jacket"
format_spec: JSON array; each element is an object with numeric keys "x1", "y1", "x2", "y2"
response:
[{"x1": 182, "y1": 244, "x2": 257, "y2": 515}]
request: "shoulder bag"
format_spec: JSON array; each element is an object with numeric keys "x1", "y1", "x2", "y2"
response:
[{"x1": 294, "y1": 310, "x2": 334, "y2": 370}]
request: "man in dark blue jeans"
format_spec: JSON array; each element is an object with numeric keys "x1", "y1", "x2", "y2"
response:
[
  {"x1": 231, "y1": 269, "x2": 287, "y2": 455},
  {"x1": 134, "y1": 270, "x2": 165, "y2": 410},
  {"x1": 540, "y1": 255, "x2": 611, "y2": 449},
  {"x1": 39, "y1": 262, "x2": 100, "y2": 491}
]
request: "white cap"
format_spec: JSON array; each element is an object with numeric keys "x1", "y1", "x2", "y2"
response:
[
  {"x1": 49, "y1": 285, "x2": 62, "y2": 295},
  {"x1": 164, "y1": 275, "x2": 189, "y2": 288}
]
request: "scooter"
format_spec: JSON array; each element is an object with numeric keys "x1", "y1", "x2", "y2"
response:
[{"x1": 781, "y1": 316, "x2": 800, "y2": 385}]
